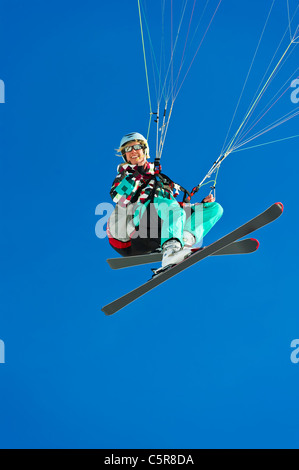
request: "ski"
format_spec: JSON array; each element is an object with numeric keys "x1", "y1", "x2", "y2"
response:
[
  {"x1": 102, "y1": 202, "x2": 283, "y2": 316},
  {"x1": 107, "y1": 238, "x2": 260, "y2": 270}
]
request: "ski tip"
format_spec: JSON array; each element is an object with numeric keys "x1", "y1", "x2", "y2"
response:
[
  {"x1": 275, "y1": 202, "x2": 284, "y2": 212},
  {"x1": 250, "y1": 238, "x2": 260, "y2": 249}
]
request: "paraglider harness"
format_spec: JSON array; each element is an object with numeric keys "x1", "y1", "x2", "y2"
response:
[
  {"x1": 152, "y1": 158, "x2": 200, "y2": 205},
  {"x1": 107, "y1": 152, "x2": 218, "y2": 255}
]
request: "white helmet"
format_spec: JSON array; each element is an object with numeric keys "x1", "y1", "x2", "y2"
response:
[{"x1": 118, "y1": 132, "x2": 149, "y2": 160}]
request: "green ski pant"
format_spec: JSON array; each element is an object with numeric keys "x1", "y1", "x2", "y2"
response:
[{"x1": 133, "y1": 194, "x2": 223, "y2": 247}]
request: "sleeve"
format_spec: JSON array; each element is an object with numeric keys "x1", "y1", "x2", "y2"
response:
[{"x1": 110, "y1": 163, "x2": 154, "y2": 206}]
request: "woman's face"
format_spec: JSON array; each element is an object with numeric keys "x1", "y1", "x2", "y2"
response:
[{"x1": 124, "y1": 141, "x2": 146, "y2": 166}]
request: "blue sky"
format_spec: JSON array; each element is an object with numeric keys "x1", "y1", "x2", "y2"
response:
[{"x1": 0, "y1": 0, "x2": 299, "y2": 449}]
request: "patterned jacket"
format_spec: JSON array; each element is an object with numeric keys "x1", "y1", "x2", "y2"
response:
[{"x1": 110, "y1": 162, "x2": 173, "y2": 207}]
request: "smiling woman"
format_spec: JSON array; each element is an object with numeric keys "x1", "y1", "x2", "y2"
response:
[
  {"x1": 117, "y1": 131, "x2": 150, "y2": 163},
  {"x1": 124, "y1": 143, "x2": 147, "y2": 166},
  {"x1": 107, "y1": 131, "x2": 223, "y2": 274}
]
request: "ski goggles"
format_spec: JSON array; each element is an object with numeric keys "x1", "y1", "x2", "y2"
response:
[{"x1": 123, "y1": 144, "x2": 145, "y2": 153}]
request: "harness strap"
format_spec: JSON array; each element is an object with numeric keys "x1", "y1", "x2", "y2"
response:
[{"x1": 157, "y1": 172, "x2": 191, "y2": 202}]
